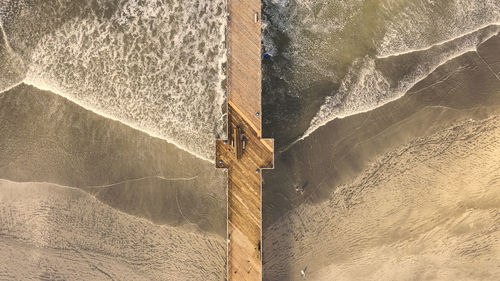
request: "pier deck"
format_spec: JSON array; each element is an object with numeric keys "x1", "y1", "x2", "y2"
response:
[
  {"x1": 227, "y1": 0, "x2": 262, "y2": 136},
  {"x1": 216, "y1": 0, "x2": 274, "y2": 280}
]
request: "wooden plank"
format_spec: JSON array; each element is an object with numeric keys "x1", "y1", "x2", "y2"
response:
[
  {"x1": 216, "y1": 1, "x2": 273, "y2": 280},
  {"x1": 217, "y1": 106, "x2": 272, "y2": 281},
  {"x1": 226, "y1": 0, "x2": 262, "y2": 135}
]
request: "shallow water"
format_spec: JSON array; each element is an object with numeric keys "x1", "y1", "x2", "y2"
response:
[
  {"x1": 0, "y1": 1, "x2": 228, "y2": 279},
  {"x1": 262, "y1": 0, "x2": 500, "y2": 146},
  {"x1": 0, "y1": 0, "x2": 227, "y2": 160},
  {"x1": 262, "y1": 1, "x2": 500, "y2": 279}
]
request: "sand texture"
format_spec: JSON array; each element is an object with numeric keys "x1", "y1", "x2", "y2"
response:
[
  {"x1": 0, "y1": 179, "x2": 225, "y2": 280},
  {"x1": 263, "y1": 34, "x2": 500, "y2": 281},
  {"x1": 0, "y1": 84, "x2": 227, "y2": 279}
]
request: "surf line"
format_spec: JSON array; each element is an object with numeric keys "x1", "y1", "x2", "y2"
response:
[
  {"x1": 0, "y1": 81, "x2": 24, "y2": 95},
  {"x1": 288, "y1": 46, "x2": 482, "y2": 153},
  {"x1": 377, "y1": 22, "x2": 500, "y2": 59},
  {"x1": 0, "y1": 19, "x2": 13, "y2": 52},
  {"x1": 20, "y1": 78, "x2": 213, "y2": 162},
  {"x1": 0, "y1": 19, "x2": 25, "y2": 67},
  {"x1": 83, "y1": 175, "x2": 199, "y2": 189}
]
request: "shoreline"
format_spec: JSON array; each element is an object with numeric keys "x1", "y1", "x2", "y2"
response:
[
  {"x1": 264, "y1": 34, "x2": 500, "y2": 228},
  {"x1": 263, "y1": 34, "x2": 500, "y2": 280}
]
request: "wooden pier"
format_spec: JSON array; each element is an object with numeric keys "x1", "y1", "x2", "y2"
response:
[{"x1": 216, "y1": 0, "x2": 274, "y2": 280}]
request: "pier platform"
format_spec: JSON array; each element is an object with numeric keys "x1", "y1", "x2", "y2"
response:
[{"x1": 216, "y1": 0, "x2": 274, "y2": 280}]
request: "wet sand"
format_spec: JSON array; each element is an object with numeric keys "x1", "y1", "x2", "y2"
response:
[
  {"x1": 0, "y1": 84, "x2": 227, "y2": 279},
  {"x1": 0, "y1": 179, "x2": 226, "y2": 280},
  {"x1": 263, "y1": 35, "x2": 500, "y2": 280},
  {"x1": 1, "y1": 0, "x2": 228, "y2": 160},
  {"x1": 0, "y1": 1, "x2": 229, "y2": 279}
]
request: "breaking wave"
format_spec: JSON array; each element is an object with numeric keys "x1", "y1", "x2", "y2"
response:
[
  {"x1": 0, "y1": 0, "x2": 227, "y2": 161},
  {"x1": 303, "y1": 25, "x2": 500, "y2": 140},
  {"x1": 262, "y1": 0, "x2": 500, "y2": 144}
]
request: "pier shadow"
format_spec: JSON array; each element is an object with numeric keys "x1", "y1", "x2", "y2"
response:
[{"x1": 261, "y1": 1, "x2": 339, "y2": 150}]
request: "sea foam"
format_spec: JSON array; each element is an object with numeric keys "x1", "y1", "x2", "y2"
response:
[
  {"x1": 264, "y1": 0, "x2": 500, "y2": 145},
  {"x1": 301, "y1": 25, "x2": 500, "y2": 142},
  {"x1": 2, "y1": 0, "x2": 227, "y2": 161}
]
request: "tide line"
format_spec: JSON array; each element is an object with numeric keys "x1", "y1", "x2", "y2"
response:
[
  {"x1": 377, "y1": 22, "x2": 500, "y2": 59},
  {"x1": 21, "y1": 78, "x2": 212, "y2": 163},
  {"x1": 83, "y1": 175, "x2": 199, "y2": 189},
  {"x1": 0, "y1": 19, "x2": 13, "y2": 52},
  {"x1": 0, "y1": 81, "x2": 24, "y2": 95},
  {"x1": 0, "y1": 177, "x2": 225, "y2": 238},
  {"x1": 291, "y1": 46, "x2": 481, "y2": 152}
]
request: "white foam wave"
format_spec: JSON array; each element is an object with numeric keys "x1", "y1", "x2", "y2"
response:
[
  {"x1": 300, "y1": 26, "x2": 499, "y2": 143},
  {"x1": 22, "y1": 77, "x2": 212, "y2": 161},
  {"x1": 0, "y1": 80, "x2": 22, "y2": 95},
  {"x1": 377, "y1": 0, "x2": 500, "y2": 57},
  {"x1": 377, "y1": 22, "x2": 500, "y2": 59},
  {"x1": 3, "y1": 0, "x2": 227, "y2": 161},
  {"x1": 263, "y1": 0, "x2": 500, "y2": 151},
  {"x1": 0, "y1": 18, "x2": 12, "y2": 52},
  {"x1": 0, "y1": 16, "x2": 26, "y2": 90}
]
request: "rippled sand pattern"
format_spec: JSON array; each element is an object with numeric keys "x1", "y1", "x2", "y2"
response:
[
  {"x1": 0, "y1": 0, "x2": 230, "y2": 279},
  {"x1": 264, "y1": 117, "x2": 500, "y2": 280},
  {"x1": 0, "y1": 180, "x2": 226, "y2": 280}
]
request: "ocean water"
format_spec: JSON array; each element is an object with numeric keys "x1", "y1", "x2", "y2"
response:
[
  {"x1": 0, "y1": 0, "x2": 227, "y2": 160},
  {"x1": 0, "y1": 1, "x2": 228, "y2": 278},
  {"x1": 262, "y1": 1, "x2": 500, "y2": 280},
  {"x1": 262, "y1": 0, "x2": 500, "y2": 146}
]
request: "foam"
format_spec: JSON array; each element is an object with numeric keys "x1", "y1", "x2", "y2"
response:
[
  {"x1": 263, "y1": 0, "x2": 500, "y2": 149},
  {"x1": 22, "y1": 77, "x2": 211, "y2": 162},
  {"x1": 3, "y1": 0, "x2": 227, "y2": 161},
  {"x1": 377, "y1": 0, "x2": 500, "y2": 57},
  {"x1": 262, "y1": 0, "x2": 362, "y2": 89},
  {"x1": 0, "y1": 80, "x2": 22, "y2": 95},
  {"x1": 300, "y1": 26, "x2": 500, "y2": 143},
  {"x1": 377, "y1": 23, "x2": 500, "y2": 59},
  {"x1": 0, "y1": 19, "x2": 11, "y2": 51}
]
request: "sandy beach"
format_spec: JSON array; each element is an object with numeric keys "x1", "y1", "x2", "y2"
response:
[
  {"x1": 1, "y1": 1, "x2": 499, "y2": 280},
  {"x1": 263, "y1": 34, "x2": 500, "y2": 281},
  {"x1": 0, "y1": 84, "x2": 227, "y2": 279},
  {"x1": 0, "y1": 179, "x2": 226, "y2": 280}
]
